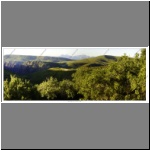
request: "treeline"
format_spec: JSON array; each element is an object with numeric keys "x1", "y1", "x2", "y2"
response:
[
  {"x1": 4, "y1": 76, "x2": 78, "y2": 100},
  {"x1": 4, "y1": 49, "x2": 146, "y2": 100}
]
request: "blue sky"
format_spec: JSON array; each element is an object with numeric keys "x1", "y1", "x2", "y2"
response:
[{"x1": 3, "y1": 48, "x2": 142, "y2": 57}]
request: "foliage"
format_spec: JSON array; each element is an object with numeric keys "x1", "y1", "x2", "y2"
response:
[
  {"x1": 37, "y1": 78, "x2": 77, "y2": 100},
  {"x1": 72, "y1": 49, "x2": 146, "y2": 100},
  {"x1": 37, "y1": 77, "x2": 60, "y2": 100},
  {"x1": 4, "y1": 75, "x2": 38, "y2": 100},
  {"x1": 59, "y1": 80, "x2": 76, "y2": 100}
]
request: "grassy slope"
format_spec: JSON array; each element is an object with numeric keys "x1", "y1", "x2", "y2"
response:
[
  {"x1": 66, "y1": 55, "x2": 118, "y2": 68},
  {"x1": 23, "y1": 69, "x2": 76, "y2": 84},
  {"x1": 4, "y1": 68, "x2": 76, "y2": 84}
]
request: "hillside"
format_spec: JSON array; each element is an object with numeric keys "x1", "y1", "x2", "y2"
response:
[
  {"x1": 66, "y1": 55, "x2": 118, "y2": 68},
  {"x1": 4, "y1": 54, "x2": 118, "y2": 83},
  {"x1": 4, "y1": 55, "x2": 72, "y2": 62},
  {"x1": 23, "y1": 68, "x2": 76, "y2": 84}
]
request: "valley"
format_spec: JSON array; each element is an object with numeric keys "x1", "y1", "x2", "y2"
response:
[{"x1": 4, "y1": 54, "x2": 117, "y2": 84}]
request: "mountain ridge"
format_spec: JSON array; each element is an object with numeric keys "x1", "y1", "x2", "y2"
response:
[
  {"x1": 4, "y1": 54, "x2": 118, "y2": 79},
  {"x1": 4, "y1": 55, "x2": 73, "y2": 62}
]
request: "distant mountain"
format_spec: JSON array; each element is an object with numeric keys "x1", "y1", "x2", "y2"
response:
[
  {"x1": 4, "y1": 55, "x2": 72, "y2": 75},
  {"x1": 4, "y1": 55, "x2": 72, "y2": 63},
  {"x1": 60, "y1": 54, "x2": 90, "y2": 60}
]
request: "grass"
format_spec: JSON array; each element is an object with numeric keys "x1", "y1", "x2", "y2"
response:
[
  {"x1": 23, "y1": 68, "x2": 76, "y2": 84},
  {"x1": 49, "y1": 67, "x2": 76, "y2": 71}
]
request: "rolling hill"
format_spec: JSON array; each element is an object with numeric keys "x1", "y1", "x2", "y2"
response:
[
  {"x1": 4, "y1": 54, "x2": 118, "y2": 84},
  {"x1": 66, "y1": 55, "x2": 118, "y2": 68}
]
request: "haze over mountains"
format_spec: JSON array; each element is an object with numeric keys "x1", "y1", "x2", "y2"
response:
[{"x1": 60, "y1": 54, "x2": 90, "y2": 60}]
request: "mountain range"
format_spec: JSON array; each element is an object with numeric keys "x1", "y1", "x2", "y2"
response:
[
  {"x1": 4, "y1": 55, "x2": 72, "y2": 62},
  {"x1": 60, "y1": 54, "x2": 90, "y2": 60}
]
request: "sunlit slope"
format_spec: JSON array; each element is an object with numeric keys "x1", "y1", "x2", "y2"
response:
[{"x1": 66, "y1": 55, "x2": 118, "y2": 68}]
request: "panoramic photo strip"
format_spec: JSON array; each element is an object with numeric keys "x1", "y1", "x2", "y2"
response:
[{"x1": 2, "y1": 47, "x2": 148, "y2": 102}]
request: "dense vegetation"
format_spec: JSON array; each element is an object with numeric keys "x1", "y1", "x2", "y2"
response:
[{"x1": 4, "y1": 49, "x2": 146, "y2": 100}]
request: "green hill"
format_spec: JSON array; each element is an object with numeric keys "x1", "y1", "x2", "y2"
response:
[{"x1": 66, "y1": 55, "x2": 118, "y2": 68}]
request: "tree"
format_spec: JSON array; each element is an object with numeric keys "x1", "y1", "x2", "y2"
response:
[
  {"x1": 72, "y1": 67, "x2": 93, "y2": 100},
  {"x1": 59, "y1": 79, "x2": 76, "y2": 100},
  {"x1": 4, "y1": 75, "x2": 37, "y2": 100},
  {"x1": 37, "y1": 77, "x2": 59, "y2": 100},
  {"x1": 72, "y1": 49, "x2": 146, "y2": 100},
  {"x1": 129, "y1": 48, "x2": 146, "y2": 100}
]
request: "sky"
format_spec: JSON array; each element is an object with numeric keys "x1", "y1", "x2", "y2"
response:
[{"x1": 3, "y1": 48, "x2": 142, "y2": 58}]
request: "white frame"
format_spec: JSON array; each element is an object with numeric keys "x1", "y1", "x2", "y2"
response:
[{"x1": 1, "y1": 47, "x2": 149, "y2": 103}]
